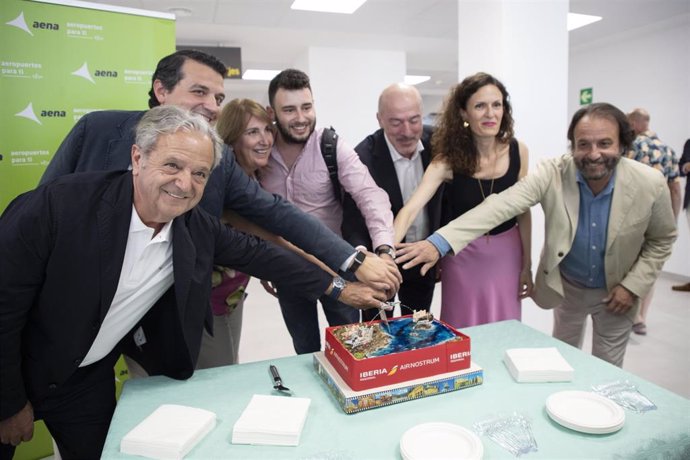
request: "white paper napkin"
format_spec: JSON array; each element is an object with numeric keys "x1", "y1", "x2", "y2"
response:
[
  {"x1": 120, "y1": 404, "x2": 217, "y2": 460},
  {"x1": 504, "y1": 347, "x2": 574, "y2": 383},
  {"x1": 232, "y1": 394, "x2": 311, "y2": 446}
]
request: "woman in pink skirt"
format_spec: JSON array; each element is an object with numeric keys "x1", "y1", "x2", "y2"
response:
[{"x1": 394, "y1": 72, "x2": 533, "y2": 328}]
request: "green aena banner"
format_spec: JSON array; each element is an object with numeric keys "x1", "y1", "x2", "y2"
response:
[{"x1": 0, "y1": 0, "x2": 175, "y2": 211}]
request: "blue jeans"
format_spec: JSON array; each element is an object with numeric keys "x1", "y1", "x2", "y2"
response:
[{"x1": 276, "y1": 289, "x2": 359, "y2": 354}]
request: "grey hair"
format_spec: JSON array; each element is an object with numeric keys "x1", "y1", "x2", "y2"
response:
[{"x1": 135, "y1": 105, "x2": 223, "y2": 169}]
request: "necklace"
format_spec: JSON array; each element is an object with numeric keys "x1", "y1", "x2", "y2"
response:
[
  {"x1": 477, "y1": 152, "x2": 498, "y2": 243},
  {"x1": 476, "y1": 176, "x2": 495, "y2": 200}
]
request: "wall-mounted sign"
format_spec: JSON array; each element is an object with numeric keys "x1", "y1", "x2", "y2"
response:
[
  {"x1": 177, "y1": 45, "x2": 241, "y2": 79},
  {"x1": 579, "y1": 87, "x2": 593, "y2": 106}
]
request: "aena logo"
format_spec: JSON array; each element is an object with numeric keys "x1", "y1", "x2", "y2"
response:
[
  {"x1": 41, "y1": 110, "x2": 66, "y2": 117},
  {"x1": 71, "y1": 64, "x2": 119, "y2": 83},
  {"x1": 33, "y1": 21, "x2": 59, "y2": 30},
  {"x1": 6, "y1": 12, "x2": 33, "y2": 36},
  {"x1": 15, "y1": 103, "x2": 41, "y2": 125},
  {"x1": 14, "y1": 103, "x2": 67, "y2": 125},
  {"x1": 94, "y1": 70, "x2": 118, "y2": 78},
  {"x1": 72, "y1": 63, "x2": 95, "y2": 84}
]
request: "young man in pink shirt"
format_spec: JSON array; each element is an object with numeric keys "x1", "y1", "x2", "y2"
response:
[{"x1": 261, "y1": 69, "x2": 398, "y2": 353}]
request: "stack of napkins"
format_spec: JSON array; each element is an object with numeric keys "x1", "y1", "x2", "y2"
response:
[
  {"x1": 120, "y1": 404, "x2": 216, "y2": 460},
  {"x1": 504, "y1": 347, "x2": 574, "y2": 383},
  {"x1": 232, "y1": 394, "x2": 311, "y2": 446}
]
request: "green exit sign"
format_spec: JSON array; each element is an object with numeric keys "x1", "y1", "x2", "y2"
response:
[{"x1": 580, "y1": 88, "x2": 593, "y2": 105}]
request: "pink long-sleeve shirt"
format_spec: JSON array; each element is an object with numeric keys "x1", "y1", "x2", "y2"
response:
[{"x1": 261, "y1": 127, "x2": 394, "y2": 249}]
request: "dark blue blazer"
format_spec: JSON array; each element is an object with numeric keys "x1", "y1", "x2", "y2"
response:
[
  {"x1": 0, "y1": 171, "x2": 330, "y2": 420},
  {"x1": 41, "y1": 110, "x2": 353, "y2": 270},
  {"x1": 342, "y1": 126, "x2": 443, "y2": 248}
]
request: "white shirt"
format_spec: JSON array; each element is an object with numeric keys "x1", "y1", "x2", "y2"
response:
[
  {"x1": 384, "y1": 134, "x2": 429, "y2": 242},
  {"x1": 81, "y1": 206, "x2": 174, "y2": 367}
]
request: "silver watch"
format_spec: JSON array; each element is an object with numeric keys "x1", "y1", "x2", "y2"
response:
[
  {"x1": 376, "y1": 245, "x2": 396, "y2": 258},
  {"x1": 328, "y1": 276, "x2": 347, "y2": 300}
]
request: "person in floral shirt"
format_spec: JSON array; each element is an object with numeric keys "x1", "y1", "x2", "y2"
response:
[{"x1": 626, "y1": 108, "x2": 681, "y2": 335}]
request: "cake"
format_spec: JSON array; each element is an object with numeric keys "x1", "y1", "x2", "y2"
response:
[{"x1": 324, "y1": 314, "x2": 471, "y2": 391}]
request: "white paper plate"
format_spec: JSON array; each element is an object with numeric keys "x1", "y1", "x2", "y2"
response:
[
  {"x1": 400, "y1": 422, "x2": 483, "y2": 460},
  {"x1": 546, "y1": 390, "x2": 625, "y2": 434}
]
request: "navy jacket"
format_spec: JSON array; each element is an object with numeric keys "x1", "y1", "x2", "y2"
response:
[
  {"x1": 40, "y1": 110, "x2": 353, "y2": 270},
  {"x1": 0, "y1": 171, "x2": 330, "y2": 420}
]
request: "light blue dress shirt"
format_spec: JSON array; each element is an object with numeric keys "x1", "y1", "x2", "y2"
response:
[
  {"x1": 560, "y1": 170, "x2": 616, "y2": 289},
  {"x1": 427, "y1": 232, "x2": 452, "y2": 256}
]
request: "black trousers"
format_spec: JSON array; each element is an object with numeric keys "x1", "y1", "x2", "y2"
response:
[
  {"x1": 1, "y1": 348, "x2": 120, "y2": 460},
  {"x1": 276, "y1": 290, "x2": 359, "y2": 354},
  {"x1": 361, "y1": 262, "x2": 437, "y2": 321}
]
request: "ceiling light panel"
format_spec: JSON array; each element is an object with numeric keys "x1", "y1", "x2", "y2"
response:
[
  {"x1": 291, "y1": 0, "x2": 367, "y2": 14},
  {"x1": 567, "y1": 13, "x2": 602, "y2": 31},
  {"x1": 404, "y1": 75, "x2": 431, "y2": 85},
  {"x1": 243, "y1": 69, "x2": 281, "y2": 81}
]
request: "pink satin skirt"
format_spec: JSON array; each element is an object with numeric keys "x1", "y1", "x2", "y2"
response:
[{"x1": 440, "y1": 225, "x2": 523, "y2": 329}]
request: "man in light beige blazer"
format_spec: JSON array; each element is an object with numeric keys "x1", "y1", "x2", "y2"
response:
[{"x1": 396, "y1": 103, "x2": 677, "y2": 367}]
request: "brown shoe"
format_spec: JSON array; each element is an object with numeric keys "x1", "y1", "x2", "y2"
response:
[
  {"x1": 632, "y1": 322, "x2": 647, "y2": 335},
  {"x1": 671, "y1": 282, "x2": 690, "y2": 292}
]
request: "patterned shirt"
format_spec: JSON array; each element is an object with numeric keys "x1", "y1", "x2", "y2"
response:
[{"x1": 627, "y1": 130, "x2": 680, "y2": 182}]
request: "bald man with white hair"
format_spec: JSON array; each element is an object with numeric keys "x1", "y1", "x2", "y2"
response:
[{"x1": 343, "y1": 83, "x2": 444, "y2": 319}]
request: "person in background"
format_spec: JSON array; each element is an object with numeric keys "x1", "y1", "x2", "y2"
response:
[
  {"x1": 394, "y1": 72, "x2": 532, "y2": 329},
  {"x1": 626, "y1": 108, "x2": 681, "y2": 334},
  {"x1": 343, "y1": 83, "x2": 443, "y2": 319},
  {"x1": 261, "y1": 69, "x2": 400, "y2": 354},
  {"x1": 0, "y1": 106, "x2": 388, "y2": 458},
  {"x1": 671, "y1": 138, "x2": 690, "y2": 292},
  {"x1": 396, "y1": 102, "x2": 677, "y2": 367}
]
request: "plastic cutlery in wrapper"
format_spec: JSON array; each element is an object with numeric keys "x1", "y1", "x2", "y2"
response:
[
  {"x1": 592, "y1": 380, "x2": 657, "y2": 413},
  {"x1": 473, "y1": 412, "x2": 537, "y2": 457}
]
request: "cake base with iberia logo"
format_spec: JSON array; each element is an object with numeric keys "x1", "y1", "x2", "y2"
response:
[
  {"x1": 313, "y1": 351, "x2": 483, "y2": 414},
  {"x1": 324, "y1": 315, "x2": 472, "y2": 391}
]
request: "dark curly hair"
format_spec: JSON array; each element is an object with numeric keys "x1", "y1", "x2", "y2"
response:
[
  {"x1": 432, "y1": 72, "x2": 514, "y2": 175},
  {"x1": 268, "y1": 69, "x2": 311, "y2": 108},
  {"x1": 148, "y1": 49, "x2": 227, "y2": 109},
  {"x1": 568, "y1": 103, "x2": 634, "y2": 152}
]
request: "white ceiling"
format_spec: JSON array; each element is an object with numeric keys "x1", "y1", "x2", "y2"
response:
[{"x1": 83, "y1": 0, "x2": 689, "y2": 100}]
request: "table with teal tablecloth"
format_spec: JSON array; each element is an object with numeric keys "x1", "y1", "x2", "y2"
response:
[{"x1": 101, "y1": 320, "x2": 690, "y2": 459}]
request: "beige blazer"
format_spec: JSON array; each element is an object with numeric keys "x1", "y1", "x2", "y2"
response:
[{"x1": 437, "y1": 156, "x2": 677, "y2": 314}]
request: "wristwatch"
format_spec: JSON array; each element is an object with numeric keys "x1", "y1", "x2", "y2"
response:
[
  {"x1": 347, "y1": 250, "x2": 367, "y2": 274},
  {"x1": 328, "y1": 276, "x2": 347, "y2": 300},
  {"x1": 376, "y1": 245, "x2": 396, "y2": 259}
]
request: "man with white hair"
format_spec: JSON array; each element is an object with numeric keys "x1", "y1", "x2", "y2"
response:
[
  {"x1": 0, "y1": 106, "x2": 387, "y2": 458},
  {"x1": 344, "y1": 83, "x2": 443, "y2": 319}
]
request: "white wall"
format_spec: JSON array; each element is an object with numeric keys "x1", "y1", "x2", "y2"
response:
[
  {"x1": 422, "y1": 94, "x2": 445, "y2": 119},
  {"x1": 458, "y1": 0, "x2": 569, "y2": 271},
  {"x1": 569, "y1": 16, "x2": 690, "y2": 277},
  {"x1": 299, "y1": 47, "x2": 406, "y2": 145},
  {"x1": 503, "y1": 1, "x2": 570, "y2": 270}
]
